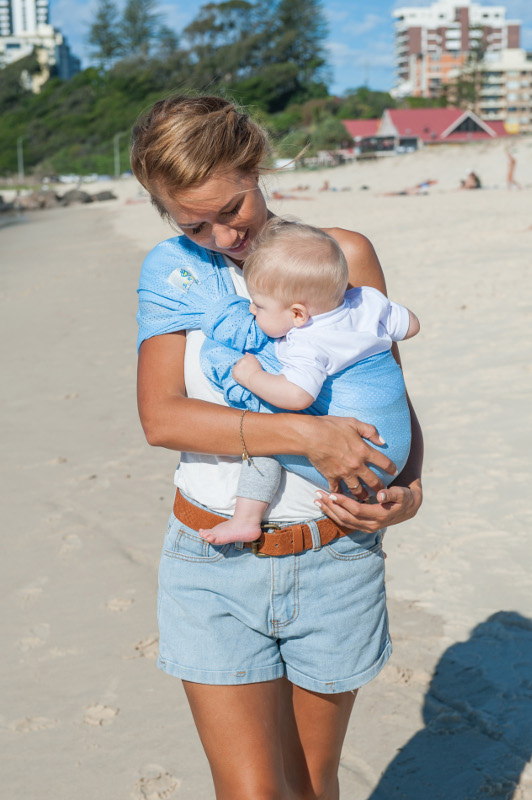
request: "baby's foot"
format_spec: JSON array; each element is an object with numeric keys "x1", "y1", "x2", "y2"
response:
[{"x1": 199, "y1": 519, "x2": 262, "y2": 545}]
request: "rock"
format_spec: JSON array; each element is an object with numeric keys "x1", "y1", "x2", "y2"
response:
[
  {"x1": 94, "y1": 190, "x2": 117, "y2": 202},
  {"x1": 0, "y1": 194, "x2": 15, "y2": 213},
  {"x1": 15, "y1": 190, "x2": 60, "y2": 210},
  {"x1": 59, "y1": 189, "x2": 94, "y2": 206},
  {"x1": 37, "y1": 191, "x2": 60, "y2": 209}
]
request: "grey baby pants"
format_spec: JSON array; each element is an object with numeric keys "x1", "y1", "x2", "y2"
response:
[{"x1": 237, "y1": 456, "x2": 282, "y2": 504}]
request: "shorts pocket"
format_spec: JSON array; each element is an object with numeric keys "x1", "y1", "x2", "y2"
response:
[
  {"x1": 325, "y1": 530, "x2": 384, "y2": 561},
  {"x1": 163, "y1": 513, "x2": 230, "y2": 562}
]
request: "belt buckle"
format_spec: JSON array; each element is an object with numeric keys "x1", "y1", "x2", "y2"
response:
[{"x1": 252, "y1": 522, "x2": 282, "y2": 557}]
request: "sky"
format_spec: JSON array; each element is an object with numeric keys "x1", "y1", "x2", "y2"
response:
[{"x1": 50, "y1": 0, "x2": 532, "y2": 95}]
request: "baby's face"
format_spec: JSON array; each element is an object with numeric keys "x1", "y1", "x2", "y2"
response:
[{"x1": 249, "y1": 292, "x2": 297, "y2": 339}]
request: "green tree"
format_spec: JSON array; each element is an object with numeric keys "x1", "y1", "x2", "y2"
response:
[
  {"x1": 156, "y1": 24, "x2": 179, "y2": 58},
  {"x1": 87, "y1": 0, "x2": 122, "y2": 68},
  {"x1": 338, "y1": 87, "x2": 395, "y2": 119},
  {"x1": 121, "y1": 0, "x2": 161, "y2": 58},
  {"x1": 270, "y1": 0, "x2": 329, "y2": 90},
  {"x1": 310, "y1": 116, "x2": 350, "y2": 150}
]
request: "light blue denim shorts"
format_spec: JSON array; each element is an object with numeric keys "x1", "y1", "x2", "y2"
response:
[{"x1": 157, "y1": 494, "x2": 391, "y2": 694}]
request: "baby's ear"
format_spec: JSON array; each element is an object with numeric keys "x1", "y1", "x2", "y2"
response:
[{"x1": 291, "y1": 303, "x2": 310, "y2": 327}]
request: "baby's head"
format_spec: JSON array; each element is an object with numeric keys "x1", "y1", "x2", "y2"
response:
[{"x1": 243, "y1": 218, "x2": 348, "y2": 338}]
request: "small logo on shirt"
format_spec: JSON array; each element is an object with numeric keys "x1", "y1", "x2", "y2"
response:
[{"x1": 168, "y1": 268, "x2": 199, "y2": 292}]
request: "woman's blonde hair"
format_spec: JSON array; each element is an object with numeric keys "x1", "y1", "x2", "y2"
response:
[
  {"x1": 130, "y1": 94, "x2": 271, "y2": 220},
  {"x1": 244, "y1": 219, "x2": 348, "y2": 309}
]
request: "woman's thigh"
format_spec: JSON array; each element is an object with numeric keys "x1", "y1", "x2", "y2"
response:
[
  {"x1": 183, "y1": 679, "x2": 289, "y2": 800},
  {"x1": 183, "y1": 677, "x2": 357, "y2": 800}
]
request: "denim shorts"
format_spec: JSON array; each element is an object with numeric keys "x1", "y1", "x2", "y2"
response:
[{"x1": 157, "y1": 494, "x2": 391, "y2": 694}]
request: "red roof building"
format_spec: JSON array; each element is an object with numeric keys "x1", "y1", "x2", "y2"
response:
[
  {"x1": 379, "y1": 107, "x2": 507, "y2": 144},
  {"x1": 341, "y1": 119, "x2": 380, "y2": 140},
  {"x1": 342, "y1": 107, "x2": 507, "y2": 151}
]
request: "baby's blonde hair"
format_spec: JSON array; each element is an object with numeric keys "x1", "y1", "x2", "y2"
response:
[{"x1": 244, "y1": 218, "x2": 348, "y2": 309}]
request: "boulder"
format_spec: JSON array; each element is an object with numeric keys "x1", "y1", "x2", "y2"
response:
[
  {"x1": 94, "y1": 190, "x2": 117, "y2": 202},
  {"x1": 59, "y1": 189, "x2": 94, "y2": 206},
  {"x1": 15, "y1": 190, "x2": 60, "y2": 210},
  {"x1": 0, "y1": 194, "x2": 15, "y2": 213}
]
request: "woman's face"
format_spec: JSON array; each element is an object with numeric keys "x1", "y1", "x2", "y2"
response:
[{"x1": 159, "y1": 171, "x2": 269, "y2": 263}]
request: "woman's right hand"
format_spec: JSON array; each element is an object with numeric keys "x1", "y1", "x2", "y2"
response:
[{"x1": 302, "y1": 415, "x2": 397, "y2": 498}]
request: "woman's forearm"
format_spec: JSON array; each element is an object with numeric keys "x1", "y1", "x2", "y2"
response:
[{"x1": 141, "y1": 391, "x2": 311, "y2": 457}]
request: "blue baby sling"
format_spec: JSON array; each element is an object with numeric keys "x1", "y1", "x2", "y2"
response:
[{"x1": 137, "y1": 236, "x2": 411, "y2": 491}]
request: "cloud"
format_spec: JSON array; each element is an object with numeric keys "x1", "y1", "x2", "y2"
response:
[
  {"x1": 326, "y1": 40, "x2": 395, "y2": 70},
  {"x1": 345, "y1": 13, "x2": 385, "y2": 37},
  {"x1": 324, "y1": 7, "x2": 350, "y2": 24}
]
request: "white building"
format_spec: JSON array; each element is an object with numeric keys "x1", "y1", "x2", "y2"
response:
[
  {"x1": 0, "y1": 0, "x2": 80, "y2": 84},
  {"x1": 393, "y1": 0, "x2": 521, "y2": 98},
  {"x1": 476, "y1": 49, "x2": 532, "y2": 133}
]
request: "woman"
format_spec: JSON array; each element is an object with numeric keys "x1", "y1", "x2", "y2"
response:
[{"x1": 131, "y1": 95, "x2": 423, "y2": 800}]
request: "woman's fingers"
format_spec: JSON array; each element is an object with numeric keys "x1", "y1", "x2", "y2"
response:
[{"x1": 315, "y1": 491, "x2": 383, "y2": 532}]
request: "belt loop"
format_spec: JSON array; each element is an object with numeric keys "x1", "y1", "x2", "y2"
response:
[
  {"x1": 308, "y1": 520, "x2": 322, "y2": 551},
  {"x1": 234, "y1": 541, "x2": 244, "y2": 551},
  {"x1": 292, "y1": 524, "x2": 304, "y2": 554}
]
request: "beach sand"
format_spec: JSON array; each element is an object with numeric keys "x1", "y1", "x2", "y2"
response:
[{"x1": 2, "y1": 136, "x2": 532, "y2": 799}]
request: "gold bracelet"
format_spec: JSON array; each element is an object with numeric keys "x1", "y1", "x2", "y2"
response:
[{"x1": 239, "y1": 410, "x2": 259, "y2": 471}]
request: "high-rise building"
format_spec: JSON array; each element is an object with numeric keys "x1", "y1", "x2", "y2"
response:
[
  {"x1": 0, "y1": 0, "x2": 80, "y2": 85},
  {"x1": 476, "y1": 49, "x2": 532, "y2": 133},
  {"x1": 393, "y1": 0, "x2": 521, "y2": 98},
  {"x1": 0, "y1": 0, "x2": 50, "y2": 37}
]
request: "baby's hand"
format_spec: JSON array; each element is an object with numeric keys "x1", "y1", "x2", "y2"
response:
[{"x1": 232, "y1": 354, "x2": 263, "y2": 387}]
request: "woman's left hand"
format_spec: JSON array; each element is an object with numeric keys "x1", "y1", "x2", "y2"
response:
[{"x1": 315, "y1": 482, "x2": 422, "y2": 533}]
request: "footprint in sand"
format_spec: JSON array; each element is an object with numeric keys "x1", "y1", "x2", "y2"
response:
[
  {"x1": 15, "y1": 622, "x2": 50, "y2": 652},
  {"x1": 106, "y1": 596, "x2": 135, "y2": 612},
  {"x1": 59, "y1": 532, "x2": 82, "y2": 559},
  {"x1": 17, "y1": 577, "x2": 48, "y2": 606},
  {"x1": 10, "y1": 716, "x2": 59, "y2": 733},
  {"x1": 83, "y1": 704, "x2": 119, "y2": 727},
  {"x1": 133, "y1": 765, "x2": 181, "y2": 799},
  {"x1": 131, "y1": 635, "x2": 159, "y2": 660}
]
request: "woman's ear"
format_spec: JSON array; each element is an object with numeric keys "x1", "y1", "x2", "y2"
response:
[{"x1": 291, "y1": 303, "x2": 310, "y2": 327}]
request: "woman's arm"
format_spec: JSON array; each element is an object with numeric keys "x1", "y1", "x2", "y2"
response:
[
  {"x1": 137, "y1": 330, "x2": 398, "y2": 493},
  {"x1": 316, "y1": 228, "x2": 424, "y2": 529}
]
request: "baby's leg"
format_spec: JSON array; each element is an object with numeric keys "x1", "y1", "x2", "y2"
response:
[{"x1": 200, "y1": 457, "x2": 281, "y2": 545}]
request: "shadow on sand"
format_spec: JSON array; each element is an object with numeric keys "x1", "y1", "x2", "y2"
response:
[{"x1": 367, "y1": 611, "x2": 532, "y2": 800}]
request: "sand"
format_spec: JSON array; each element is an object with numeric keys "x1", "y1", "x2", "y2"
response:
[{"x1": 1, "y1": 135, "x2": 532, "y2": 799}]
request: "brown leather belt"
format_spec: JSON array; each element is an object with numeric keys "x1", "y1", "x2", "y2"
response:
[{"x1": 173, "y1": 489, "x2": 353, "y2": 556}]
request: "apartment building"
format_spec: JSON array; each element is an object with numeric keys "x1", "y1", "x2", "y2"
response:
[
  {"x1": 0, "y1": 0, "x2": 79, "y2": 83},
  {"x1": 393, "y1": 0, "x2": 521, "y2": 98},
  {"x1": 476, "y1": 49, "x2": 532, "y2": 133}
]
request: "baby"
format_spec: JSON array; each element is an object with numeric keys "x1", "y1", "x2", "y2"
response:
[{"x1": 200, "y1": 219, "x2": 419, "y2": 545}]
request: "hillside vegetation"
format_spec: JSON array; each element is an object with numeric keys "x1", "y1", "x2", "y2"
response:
[{"x1": 0, "y1": 0, "x2": 437, "y2": 177}]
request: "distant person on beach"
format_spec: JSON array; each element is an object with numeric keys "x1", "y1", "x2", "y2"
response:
[
  {"x1": 506, "y1": 147, "x2": 522, "y2": 191},
  {"x1": 319, "y1": 179, "x2": 351, "y2": 192},
  {"x1": 199, "y1": 218, "x2": 420, "y2": 546},
  {"x1": 382, "y1": 180, "x2": 437, "y2": 196},
  {"x1": 460, "y1": 170, "x2": 482, "y2": 190},
  {"x1": 131, "y1": 94, "x2": 423, "y2": 799}
]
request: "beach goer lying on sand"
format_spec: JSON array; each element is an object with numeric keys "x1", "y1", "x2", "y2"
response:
[
  {"x1": 132, "y1": 93, "x2": 423, "y2": 799},
  {"x1": 271, "y1": 190, "x2": 313, "y2": 201},
  {"x1": 460, "y1": 170, "x2": 482, "y2": 190},
  {"x1": 319, "y1": 179, "x2": 351, "y2": 192},
  {"x1": 382, "y1": 180, "x2": 437, "y2": 197},
  {"x1": 200, "y1": 218, "x2": 420, "y2": 545}
]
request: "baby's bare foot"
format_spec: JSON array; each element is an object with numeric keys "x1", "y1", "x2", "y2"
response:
[{"x1": 199, "y1": 519, "x2": 262, "y2": 545}]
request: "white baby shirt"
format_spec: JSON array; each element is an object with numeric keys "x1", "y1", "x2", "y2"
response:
[{"x1": 274, "y1": 286, "x2": 410, "y2": 400}]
